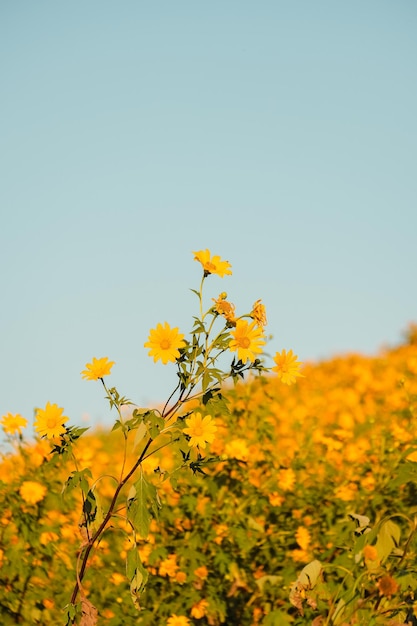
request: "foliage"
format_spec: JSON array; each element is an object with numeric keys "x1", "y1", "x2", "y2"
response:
[{"x1": 1, "y1": 254, "x2": 417, "y2": 625}]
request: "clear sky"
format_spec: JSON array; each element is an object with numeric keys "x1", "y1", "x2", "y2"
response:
[{"x1": 1, "y1": 1, "x2": 416, "y2": 438}]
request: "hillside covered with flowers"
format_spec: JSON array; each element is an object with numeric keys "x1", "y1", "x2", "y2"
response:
[
  {"x1": 1, "y1": 323, "x2": 417, "y2": 625},
  {"x1": 1, "y1": 250, "x2": 417, "y2": 625}
]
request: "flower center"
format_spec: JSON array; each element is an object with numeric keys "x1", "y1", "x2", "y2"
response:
[
  {"x1": 193, "y1": 425, "x2": 204, "y2": 436},
  {"x1": 47, "y1": 418, "x2": 57, "y2": 428},
  {"x1": 160, "y1": 339, "x2": 171, "y2": 350},
  {"x1": 204, "y1": 261, "x2": 216, "y2": 273},
  {"x1": 238, "y1": 337, "x2": 251, "y2": 349}
]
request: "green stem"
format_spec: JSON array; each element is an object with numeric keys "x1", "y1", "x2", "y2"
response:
[
  {"x1": 69, "y1": 433, "x2": 153, "y2": 615},
  {"x1": 101, "y1": 379, "x2": 128, "y2": 480}
]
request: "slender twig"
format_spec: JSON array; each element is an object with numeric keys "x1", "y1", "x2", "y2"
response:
[{"x1": 69, "y1": 436, "x2": 153, "y2": 614}]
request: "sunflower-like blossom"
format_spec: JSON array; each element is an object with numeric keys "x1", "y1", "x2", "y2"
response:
[
  {"x1": 272, "y1": 349, "x2": 304, "y2": 385},
  {"x1": 19, "y1": 480, "x2": 47, "y2": 504},
  {"x1": 34, "y1": 402, "x2": 69, "y2": 439},
  {"x1": 144, "y1": 322, "x2": 186, "y2": 364},
  {"x1": 193, "y1": 249, "x2": 232, "y2": 277},
  {"x1": 159, "y1": 554, "x2": 179, "y2": 578},
  {"x1": 1, "y1": 413, "x2": 28, "y2": 436},
  {"x1": 183, "y1": 412, "x2": 217, "y2": 449},
  {"x1": 81, "y1": 356, "x2": 115, "y2": 381},
  {"x1": 229, "y1": 319, "x2": 266, "y2": 363}
]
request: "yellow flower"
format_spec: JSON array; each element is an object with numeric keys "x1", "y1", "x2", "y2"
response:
[
  {"x1": 159, "y1": 554, "x2": 179, "y2": 578},
  {"x1": 224, "y1": 438, "x2": 250, "y2": 461},
  {"x1": 1, "y1": 413, "x2": 28, "y2": 435},
  {"x1": 194, "y1": 565, "x2": 209, "y2": 580},
  {"x1": 144, "y1": 322, "x2": 186, "y2": 364},
  {"x1": 278, "y1": 468, "x2": 296, "y2": 491},
  {"x1": 295, "y1": 526, "x2": 311, "y2": 551},
  {"x1": 334, "y1": 483, "x2": 357, "y2": 501},
  {"x1": 34, "y1": 402, "x2": 69, "y2": 439},
  {"x1": 175, "y1": 571, "x2": 187, "y2": 584},
  {"x1": 19, "y1": 480, "x2": 47, "y2": 504},
  {"x1": 191, "y1": 599, "x2": 209, "y2": 619},
  {"x1": 167, "y1": 616, "x2": 190, "y2": 626},
  {"x1": 212, "y1": 293, "x2": 236, "y2": 325},
  {"x1": 250, "y1": 299, "x2": 267, "y2": 327},
  {"x1": 269, "y1": 492, "x2": 284, "y2": 507},
  {"x1": 292, "y1": 548, "x2": 310, "y2": 563},
  {"x1": 193, "y1": 249, "x2": 232, "y2": 277},
  {"x1": 272, "y1": 349, "x2": 304, "y2": 385},
  {"x1": 110, "y1": 572, "x2": 126, "y2": 586},
  {"x1": 363, "y1": 545, "x2": 379, "y2": 561},
  {"x1": 42, "y1": 599, "x2": 55, "y2": 610},
  {"x1": 229, "y1": 319, "x2": 266, "y2": 363},
  {"x1": 40, "y1": 531, "x2": 59, "y2": 545},
  {"x1": 81, "y1": 356, "x2": 115, "y2": 380},
  {"x1": 183, "y1": 413, "x2": 217, "y2": 449}
]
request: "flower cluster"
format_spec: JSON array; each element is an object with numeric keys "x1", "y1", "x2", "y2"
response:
[
  {"x1": 1, "y1": 316, "x2": 416, "y2": 624},
  {"x1": 0, "y1": 247, "x2": 306, "y2": 625}
]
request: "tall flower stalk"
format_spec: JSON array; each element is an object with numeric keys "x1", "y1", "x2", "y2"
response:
[{"x1": 24, "y1": 249, "x2": 304, "y2": 624}]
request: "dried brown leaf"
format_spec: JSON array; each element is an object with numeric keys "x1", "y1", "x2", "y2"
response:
[{"x1": 80, "y1": 595, "x2": 98, "y2": 626}]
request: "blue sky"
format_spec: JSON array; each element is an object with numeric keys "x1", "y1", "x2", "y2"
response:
[{"x1": 1, "y1": 1, "x2": 416, "y2": 438}]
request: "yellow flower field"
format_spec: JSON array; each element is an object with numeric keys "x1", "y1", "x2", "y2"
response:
[
  {"x1": 1, "y1": 252, "x2": 416, "y2": 625},
  {"x1": 1, "y1": 325, "x2": 416, "y2": 624}
]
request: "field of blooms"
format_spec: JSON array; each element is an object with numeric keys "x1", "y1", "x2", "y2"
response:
[{"x1": 1, "y1": 252, "x2": 417, "y2": 625}]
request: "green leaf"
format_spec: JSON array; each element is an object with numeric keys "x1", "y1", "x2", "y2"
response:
[
  {"x1": 297, "y1": 559, "x2": 322, "y2": 588},
  {"x1": 391, "y1": 460, "x2": 417, "y2": 488},
  {"x1": 133, "y1": 421, "x2": 148, "y2": 450},
  {"x1": 375, "y1": 519, "x2": 401, "y2": 562},
  {"x1": 263, "y1": 610, "x2": 292, "y2": 625},
  {"x1": 255, "y1": 575, "x2": 282, "y2": 592},
  {"x1": 126, "y1": 546, "x2": 148, "y2": 610},
  {"x1": 144, "y1": 410, "x2": 164, "y2": 439},
  {"x1": 62, "y1": 468, "x2": 93, "y2": 496},
  {"x1": 128, "y1": 472, "x2": 152, "y2": 538},
  {"x1": 191, "y1": 316, "x2": 206, "y2": 333},
  {"x1": 83, "y1": 489, "x2": 97, "y2": 524}
]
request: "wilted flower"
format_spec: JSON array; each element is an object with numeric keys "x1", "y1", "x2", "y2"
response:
[
  {"x1": 250, "y1": 299, "x2": 267, "y2": 327},
  {"x1": 377, "y1": 574, "x2": 399, "y2": 597},
  {"x1": 212, "y1": 293, "x2": 236, "y2": 324}
]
